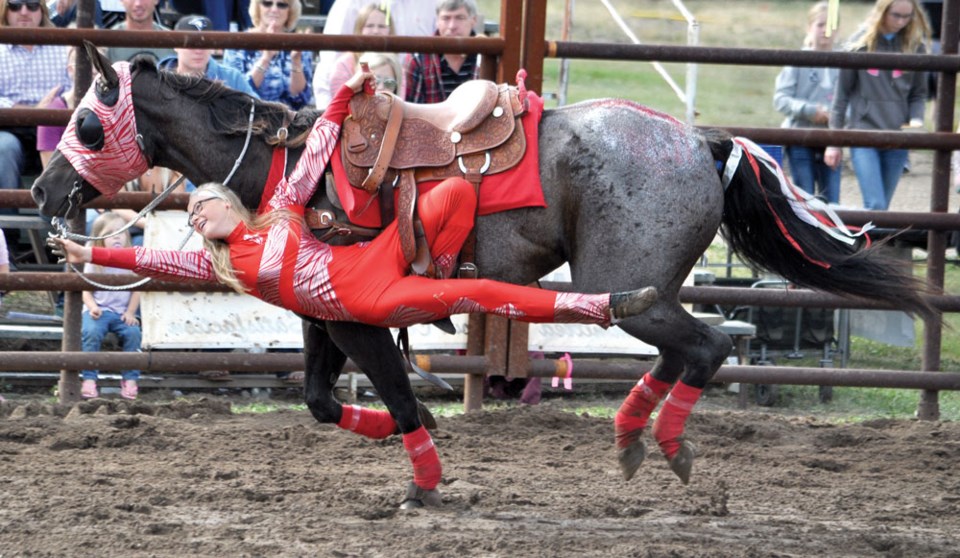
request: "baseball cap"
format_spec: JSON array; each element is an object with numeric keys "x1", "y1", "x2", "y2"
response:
[{"x1": 175, "y1": 15, "x2": 213, "y2": 32}]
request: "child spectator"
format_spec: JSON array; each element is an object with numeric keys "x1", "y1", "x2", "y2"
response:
[
  {"x1": 80, "y1": 212, "x2": 143, "y2": 400},
  {"x1": 357, "y1": 51, "x2": 402, "y2": 95},
  {"x1": 321, "y1": 3, "x2": 395, "y2": 103},
  {"x1": 773, "y1": 2, "x2": 841, "y2": 204}
]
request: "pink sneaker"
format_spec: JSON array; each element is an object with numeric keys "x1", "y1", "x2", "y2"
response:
[
  {"x1": 120, "y1": 380, "x2": 138, "y2": 400},
  {"x1": 81, "y1": 380, "x2": 98, "y2": 399}
]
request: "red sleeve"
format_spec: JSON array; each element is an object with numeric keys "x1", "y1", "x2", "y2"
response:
[
  {"x1": 322, "y1": 84, "x2": 355, "y2": 126},
  {"x1": 90, "y1": 247, "x2": 138, "y2": 270}
]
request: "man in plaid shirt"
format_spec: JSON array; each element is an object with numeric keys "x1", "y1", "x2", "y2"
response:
[
  {"x1": 0, "y1": 0, "x2": 71, "y2": 197},
  {"x1": 404, "y1": 0, "x2": 480, "y2": 104}
]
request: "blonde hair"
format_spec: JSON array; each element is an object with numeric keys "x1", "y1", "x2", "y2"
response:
[
  {"x1": 249, "y1": 0, "x2": 302, "y2": 31},
  {"x1": 803, "y1": 2, "x2": 833, "y2": 49},
  {"x1": 87, "y1": 212, "x2": 132, "y2": 273},
  {"x1": 358, "y1": 51, "x2": 401, "y2": 91},
  {"x1": 353, "y1": 3, "x2": 394, "y2": 35},
  {"x1": 192, "y1": 182, "x2": 305, "y2": 294},
  {"x1": 0, "y1": 0, "x2": 53, "y2": 27},
  {"x1": 852, "y1": 0, "x2": 930, "y2": 53}
]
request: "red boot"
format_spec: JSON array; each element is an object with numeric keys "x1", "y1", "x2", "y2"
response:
[
  {"x1": 652, "y1": 382, "x2": 702, "y2": 484},
  {"x1": 614, "y1": 373, "x2": 671, "y2": 480}
]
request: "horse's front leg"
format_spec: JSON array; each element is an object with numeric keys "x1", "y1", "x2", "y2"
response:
[
  {"x1": 301, "y1": 319, "x2": 346, "y2": 425},
  {"x1": 325, "y1": 321, "x2": 442, "y2": 508}
]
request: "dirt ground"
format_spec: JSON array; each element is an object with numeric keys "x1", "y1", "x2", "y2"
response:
[{"x1": 0, "y1": 392, "x2": 958, "y2": 558}]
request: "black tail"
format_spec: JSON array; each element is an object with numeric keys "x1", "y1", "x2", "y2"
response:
[{"x1": 706, "y1": 133, "x2": 936, "y2": 319}]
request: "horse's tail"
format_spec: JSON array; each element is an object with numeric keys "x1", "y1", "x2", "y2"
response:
[{"x1": 704, "y1": 131, "x2": 936, "y2": 319}]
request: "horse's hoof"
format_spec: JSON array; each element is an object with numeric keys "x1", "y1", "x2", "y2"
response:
[
  {"x1": 618, "y1": 440, "x2": 646, "y2": 481},
  {"x1": 417, "y1": 400, "x2": 438, "y2": 431},
  {"x1": 399, "y1": 481, "x2": 442, "y2": 509},
  {"x1": 667, "y1": 439, "x2": 697, "y2": 485}
]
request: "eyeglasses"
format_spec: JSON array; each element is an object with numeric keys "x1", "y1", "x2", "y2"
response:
[
  {"x1": 8, "y1": 1, "x2": 42, "y2": 13},
  {"x1": 888, "y1": 11, "x2": 913, "y2": 20},
  {"x1": 375, "y1": 77, "x2": 398, "y2": 92},
  {"x1": 260, "y1": 1, "x2": 289, "y2": 9},
  {"x1": 188, "y1": 197, "x2": 217, "y2": 226}
]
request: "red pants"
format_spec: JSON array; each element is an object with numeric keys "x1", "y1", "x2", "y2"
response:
[{"x1": 327, "y1": 178, "x2": 610, "y2": 328}]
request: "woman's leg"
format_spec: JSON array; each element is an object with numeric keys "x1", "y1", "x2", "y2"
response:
[
  {"x1": 362, "y1": 277, "x2": 654, "y2": 327},
  {"x1": 879, "y1": 148, "x2": 909, "y2": 209},
  {"x1": 850, "y1": 147, "x2": 887, "y2": 210},
  {"x1": 417, "y1": 177, "x2": 477, "y2": 278},
  {"x1": 785, "y1": 145, "x2": 817, "y2": 197},
  {"x1": 816, "y1": 153, "x2": 842, "y2": 204}
]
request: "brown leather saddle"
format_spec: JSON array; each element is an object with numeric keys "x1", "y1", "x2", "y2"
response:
[{"x1": 338, "y1": 79, "x2": 529, "y2": 276}]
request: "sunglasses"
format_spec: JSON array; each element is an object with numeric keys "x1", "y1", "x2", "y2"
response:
[
  {"x1": 375, "y1": 77, "x2": 398, "y2": 92},
  {"x1": 260, "y1": 1, "x2": 289, "y2": 9},
  {"x1": 8, "y1": 1, "x2": 42, "y2": 13}
]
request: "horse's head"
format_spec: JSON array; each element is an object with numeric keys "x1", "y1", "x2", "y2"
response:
[{"x1": 32, "y1": 42, "x2": 151, "y2": 217}]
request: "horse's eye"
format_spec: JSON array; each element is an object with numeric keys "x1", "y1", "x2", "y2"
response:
[
  {"x1": 76, "y1": 109, "x2": 105, "y2": 151},
  {"x1": 94, "y1": 77, "x2": 120, "y2": 107}
]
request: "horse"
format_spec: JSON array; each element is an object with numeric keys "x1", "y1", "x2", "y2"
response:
[{"x1": 33, "y1": 45, "x2": 933, "y2": 508}]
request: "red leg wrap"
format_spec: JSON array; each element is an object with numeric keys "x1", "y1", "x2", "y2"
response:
[
  {"x1": 337, "y1": 404, "x2": 397, "y2": 439},
  {"x1": 652, "y1": 382, "x2": 703, "y2": 459},
  {"x1": 403, "y1": 426, "x2": 442, "y2": 490},
  {"x1": 614, "y1": 373, "x2": 671, "y2": 449}
]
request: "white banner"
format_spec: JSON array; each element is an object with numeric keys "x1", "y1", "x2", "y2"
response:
[{"x1": 140, "y1": 211, "x2": 304, "y2": 349}]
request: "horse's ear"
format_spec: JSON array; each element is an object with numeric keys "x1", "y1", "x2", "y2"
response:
[{"x1": 83, "y1": 40, "x2": 119, "y2": 101}]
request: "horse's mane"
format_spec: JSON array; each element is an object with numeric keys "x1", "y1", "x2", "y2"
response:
[{"x1": 130, "y1": 57, "x2": 319, "y2": 148}]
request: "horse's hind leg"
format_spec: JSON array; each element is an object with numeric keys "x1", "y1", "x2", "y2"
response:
[
  {"x1": 616, "y1": 306, "x2": 732, "y2": 484},
  {"x1": 324, "y1": 321, "x2": 442, "y2": 508}
]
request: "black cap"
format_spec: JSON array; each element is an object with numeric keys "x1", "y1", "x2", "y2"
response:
[{"x1": 175, "y1": 15, "x2": 213, "y2": 32}]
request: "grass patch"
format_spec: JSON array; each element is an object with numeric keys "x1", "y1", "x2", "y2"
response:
[{"x1": 232, "y1": 401, "x2": 307, "y2": 414}]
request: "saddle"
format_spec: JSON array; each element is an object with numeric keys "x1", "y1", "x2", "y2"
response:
[{"x1": 339, "y1": 79, "x2": 529, "y2": 276}]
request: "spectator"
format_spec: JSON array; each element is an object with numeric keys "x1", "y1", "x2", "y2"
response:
[
  {"x1": 48, "y1": 0, "x2": 104, "y2": 27},
  {"x1": 158, "y1": 14, "x2": 260, "y2": 98},
  {"x1": 825, "y1": 0, "x2": 931, "y2": 210},
  {"x1": 0, "y1": 0, "x2": 71, "y2": 205},
  {"x1": 313, "y1": 0, "x2": 435, "y2": 108},
  {"x1": 319, "y1": 3, "x2": 395, "y2": 106},
  {"x1": 322, "y1": 0, "x2": 434, "y2": 38},
  {"x1": 404, "y1": 0, "x2": 480, "y2": 104},
  {"x1": 357, "y1": 51, "x2": 402, "y2": 95},
  {"x1": 37, "y1": 44, "x2": 80, "y2": 168},
  {"x1": 80, "y1": 212, "x2": 143, "y2": 400},
  {"x1": 168, "y1": 0, "x2": 252, "y2": 31},
  {"x1": 773, "y1": 1, "x2": 841, "y2": 204},
  {"x1": 223, "y1": 0, "x2": 314, "y2": 110},
  {"x1": 107, "y1": 0, "x2": 175, "y2": 64}
]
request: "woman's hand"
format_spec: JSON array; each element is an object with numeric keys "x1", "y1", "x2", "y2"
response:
[
  {"x1": 345, "y1": 68, "x2": 375, "y2": 93},
  {"x1": 48, "y1": 237, "x2": 92, "y2": 265},
  {"x1": 824, "y1": 147, "x2": 843, "y2": 170},
  {"x1": 88, "y1": 304, "x2": 102, "y2": 319}
]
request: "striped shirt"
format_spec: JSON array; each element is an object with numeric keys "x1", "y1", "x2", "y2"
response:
[{"x1": 0, "y1": 44, "x2": 71, "y2": 108}]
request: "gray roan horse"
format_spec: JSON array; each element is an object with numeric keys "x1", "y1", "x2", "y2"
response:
[{"x1": 34, "y1": 46, "x2": 932, "y2": 507}]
